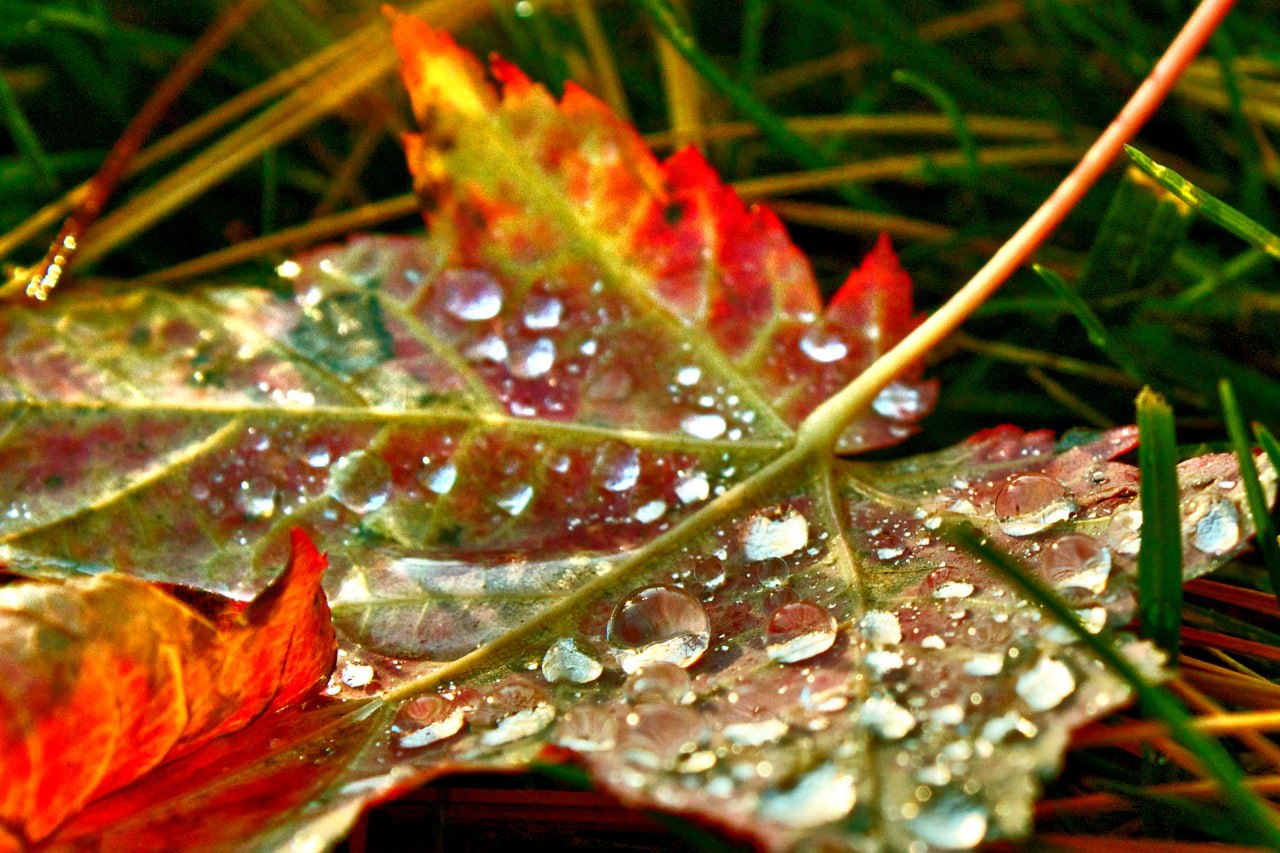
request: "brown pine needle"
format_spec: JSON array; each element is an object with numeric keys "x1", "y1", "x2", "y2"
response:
[
  {"x1": 1172, "y1": 678, "x2": 1280, "y2": 769},
  {"x1": 1072, "y1": 709, "x2": 1280, "y2": 749},
  {"x1": 1037, "y1": 776, "x2": 1280, "y2": 819},
  {"x1": 570, "y1": 0, "x2": 632, "y2": 123},
  {"x1": 1183, "y1": 627, "x2": 1280, "y2": 662},
  {"x1": 1185, "y1": 578, "x2": 1280, "y2": 618}
]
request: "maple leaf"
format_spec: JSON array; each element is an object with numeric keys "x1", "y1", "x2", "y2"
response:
[
  {"x1": 0, "y1": 530, "x2": 334, "y2": 850},
  {"x1": 0, "y1": 16, "x2": 1270, "y2": 852}
]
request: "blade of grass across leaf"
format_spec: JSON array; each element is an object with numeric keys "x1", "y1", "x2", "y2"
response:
[
  {"x1": 946, "y1": 523, "x2": 1280, "y2": 848},
  {"x1": 1220, "y1": 379, "x2": 1280, "y2": 597},
  {"x1": 1137, "y1": 387, "x2": 1183, "y2": 661},
  {"x1": 1033, "y1": 264, "x2": 1147, "y2": 383},
  {"x1": 891, "y1": 69, "x2": 981, "y2": 196},
  {"x1": 1126, "y1": 144, "x2": 1280, "y2": 260}
]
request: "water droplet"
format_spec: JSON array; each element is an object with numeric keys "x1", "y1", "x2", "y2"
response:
[
  {"x1": 691, "y1": 555, "x2": 725, "y2": 588},
  {"x1": 541, "y1": 637, "x2": 603, "y2": 684},
  {"x1": 621, "y1": 703, "x2": 707, "y2": 771},
  {"x1": 426, "y1": 463, "x2": 457, "y2": 495},
  {"x1": 467, "y1": 334, "x2": 508, "y2": 362},
  {"x1": 1192, "y1": 498, "x2": 1241, "y2": 555},
  {"x1": 1016, "y1": 657, "x2": 1076, "y2": 712},
  {"x1": 624, "y1": 662, "x2": 694, "y2": 705},
  {"x1": 676, "y1": 366, "x2": 701, "y2": 386},
  {"x1": 511, "y1": 337, "x2": 556, "y2": 379},
  {"x1": 596, "y1": 444, "x2": 640, "y2": 492},
  {"x1": 236, "y1": 477, "x2": 276, "y2": 519},
  {"x1": 963, "y1": 652, "x2": 1004, "y2": 676},
  {"x1": 395, "y1": 694, "x2": 466, "y2": 749},
  {"x1": 675, "y1": 473, "x2": 709, "y2": 504},
  {"x1": 860, "y1": 610, "x2": 902, "y2": 645},
  {"x1": 1108, "y1": 507, "x2": 1143, "y2": 556},
  {"x1": 681, "y1": 413, "x2": 727, "y2": 440},
  {"x1": 723, "y1": 717, "x2": 789, "y2": 746},
  {"x1": 908, "y1": 796, "x2": 988, "y2": 849},
  {"x1": 872, "y1": 382, "x2": 926, "y2": 421},
  {"x1": 760, "y1": 764, "x2": 857, "y2": 827},
  {"x1": 742, "y1": 506, "x2": 809, "y2": 561},
  {"x1": 552, "y1": 705, "x2": 617, "y2": 752},
  {"x1": 994, "y1": 473, "x2": 1076, "y2": 536},
  {"x1": 1044, "y1": 533, "x2": 1112, "y2": 593},
  {"x1": 860, "y1": 695, "x2": 916, "y2": 739},
  {"x1": 496, "y1": 483, "x2": 534, "y2": 516},
  {"x1": 864, "y1": 650, "x2": 904, "y2": 677},
  {"x1": 933, "y1": 581, "x2": 974, "y2": 600},
  {"x1": 607, "y1": 586, "x2": 710, "y2": 674},
  {"x1": 634, "y1": 499, "x2": 667, "y2": 523},
  {"x1": 339, "y1": 663, "x2": 374, "y2": 688},
  {"x1": 476, "y1": 678, "x2": 556, "y2": 746},
  {"x1": 328, "y1": 451, "x2": 391, "y2": 514},
  {"x1": 767, "y1": 601, "x2": 837, "y2": 664},
  {"x1": 442, "y1": 270, "x2": 503, "y2": 320},
  {"x1": 799, "y1": 326, "x2": 849, "y2": 363},
  {"x1": 304, "y1": 442, "x2": 331, "y2": 468},
  {"x1": 522, "y1": 294, "x2": 562, "y2": 329}
]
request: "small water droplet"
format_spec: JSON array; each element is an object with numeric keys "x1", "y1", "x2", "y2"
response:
[
  {"x1": 860, "y1": 695, "x2": 916, "y2": 739},
  {"x1": 864, "y1": 650, "x2": 904, "y2": 677},
  {"x1": 1192, "y1": 497, "x2": 1241, "y2": 555},
  {"x1": 872, "y1": 382, "x2": 926, "y2": 421},
  {"x1": 496, "y1": 483, "x2": 534, "y2": 516},
  {"x1": 522, "y1": 294, "x2": 562, "y2": 329},
  {"x1": 908, "y1": 796, "x2": 988, "y2": 849},
  {"x1": 1044, "y1": 533, "x2": 1112, "y2": 593},
  {"x1": 860, "y1": 610, "x2": 902, "y2": 645},
  {"x1": 511, "y1": 337, "x2": 556, "y2": 379},
  {"x1": 328, "y1": 451, "x2": 391, "y2": 514},
  {"x1": 552, "y1": 705, "x2": 617, "y2": 752},
  {"x1": 994, "y1": 473, "x2": 1076, "y2": 536},
  {"x1": 963, "y1": 652, "x2": 1004, "y2": 676},
  {"x1": 681, "y1": 413, "x2": 727, "y2": 440},
  {"x1": 676, "y1": 366, "x2": 701, "y2": 386},
  {"x1": 1108, "y1": 507, "x2": 1143, "y2": 555},
  {"x1": 476, "y1": 678, "x2": 557, "y2": 746},
  {"x1": 304, "y1": 442, "x2": 331, "y2": 468},
  {"x1": 675, "y1": 474, "x2": 710, "y2": 504},
  {"x1": 799, "y1": 326, "x2": 849, "y2": 363},
  {"x1": 767, "y1": 601, "x2": 837, "y2": 664},
  {"x1": 541, "y1": 637, "x2": 603, "y2": 684},
  {"x1": 624, "y1": 662, "x2": 694, "y2": 705},
  {"x1": 742, "y1": 506, "x2": 809, "y2": 561},
  {"x1": 1016, "y1": 657, "x2": 1075, "y2": 712},
  {"x1": 596, "y1": 443, "x2": 640, "y2": 492},
  {"x1": 339, "y1": 662, "x2": 374, "y2": 688},
  {"x1": 442, "y1": 270, "x2": 503, "y2": 320},
  {"x1": 634, "y1": 499, "x2": 667, "y2": 523},
  {"x1": 395, "y1": 694, "x2": 466, "y2": 749},
  {"x1": 691, "y1": 555, "x2": 725, "y2": 588},
  {"x1": 760, "y1": 764, "x2": 857, "y2": 827},
  {"x1": 236, "y1": 477, "x2": 276, "y2": 519},
  {"x1": 933, "y1": 581, "x2": 974, "y2": 600},
  {"x1": 607, "y1": 586, "x2": 710, "y2": 674},
  {"x1": 426, "y1": 463, "x2": 457, "y2": 495},
  {"x1": 621, "y1": 703, "x2": 707, "y2": 771}
]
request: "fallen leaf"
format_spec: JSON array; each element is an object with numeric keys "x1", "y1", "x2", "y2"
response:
[{"x1": 0, "y1": 18, "x2": 1270, "y2": 851}]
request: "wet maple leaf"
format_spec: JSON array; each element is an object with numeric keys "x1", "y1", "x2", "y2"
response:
[
  {"x1": 0, "y1": 530, "x2": 334, "y2": 850},
  {"x1": 0, "y1": 16, "x2": 1271, "y2": 852}
]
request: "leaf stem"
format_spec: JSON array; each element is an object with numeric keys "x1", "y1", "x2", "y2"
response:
[{"x1": 795, "y1": 0, "x2": 1236, "y2": 454}]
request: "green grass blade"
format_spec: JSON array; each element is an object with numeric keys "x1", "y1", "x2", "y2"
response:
[
  {"x1": 0, "y1": 70, "x2": 57, "y2": 195},
  {"x1": 1220, "y1": 380, "x2": 1280, "y2": 597},
  {"x1": 891, "y1": 70, "x2": 979, "y2": 195},
  {"x1": 1136, "y1": 387, "x2": 1182, "y2": 661},
  {"x1": 1125, "y1": 145, "x2": 1280, "y2": 261},
  {"x1": 947, "y1": 523, "x2": 1280, "y2": 849},
  {"x1": 1033, "y1": 264, "x2": 1146, "y2": 382}
]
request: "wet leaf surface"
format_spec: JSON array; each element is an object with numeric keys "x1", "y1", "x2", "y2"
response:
[{"x1": 0, "y1": 18, "x2": 1272, "y2": 852}]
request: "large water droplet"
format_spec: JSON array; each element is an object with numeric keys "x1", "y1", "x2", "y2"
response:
[
  {"x1": 798, "y1": 326, "x2": 849, "y2": 363},
  {"x1": 522, "y1": 294, "x2": 562, "y2": 329},
  {"x1": 1016, "y1": 657, "x2": 1076, "y2": 712},
  {"x1": 760, "y1": 764, "x2": 857, "y2": 828},
  {"x1": 541, "y1": 637, "x2": 603, "y2": 684},
  {"x1": 552, "y1": 705, "x2": 617, "y2": 752},
  {"x1": 476, "y1": 678, "x2": 557, "y2": 746},
  {"x1": 872, "y1": 382, "x2": 926, "y2": 421},
  {"x1": 1044, "y1": 533, "x2": 1112, "y2": 593},
  {"x1": 607, "y1": 586, "x2": 710, "y2": 674},
  {"x1": 1192, "y1": 497, "x2": 1241, "y2": 555},
  {"x1": 681, "y1": 413, "x2": 727, "y2": 440},
  {"x1": 624, "y1": 662, "x2": 694, "y2": 705},
  {"x1": 596, "y1": 443, "x2": 640, "y2": 492},
  {"x1": 395, "y1": 694, "x2": 466, "y2": 749},
  {"x1": 742, "y1": 506, "x2": 809, "y2": 561},
  {"x1": 236, "y1": 477, "x2": 276, "y2": 519},
  {"x1": 994, "y1": 473, "x2": 1076, "y2": 536},
  {"x1": 621, "y1": 703, "x2": 707, "y2": 771},
  {"x1": 442, "y1": 270, "x2": 503, "y2": 320},
  {"x1": 767, "y1": 601, "x2": 837, "y2": 664},
  {"x1": 908, "y1": 796, "x2": 989, "y2": 849},
  {"x1": 859, "y1": 695, "x2": 916, "y2": 739},
  {"x1": 328, "y1": 450, "x2": 391, "y2": 514},
  {"x1": 511, "y1": 337, "x2": 556, "y2": 379}
]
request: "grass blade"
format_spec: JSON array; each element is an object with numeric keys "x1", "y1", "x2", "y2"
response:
[
  {"x1": 1137, "y1": 387, "x2": 1183, "y2": 661},
  {"x1": 1220, "y1": 380, "x2": 1280, "y2": 597},
  {"x1": 947, "y1": 523, "x2": 1280, "y2": 849},
  {"x1": 1032, "y1": 264, "x2": 1146, "y2": 382},
  {"x1": 1125, "y1": 145, "x2": 1280, "y2": 261}
]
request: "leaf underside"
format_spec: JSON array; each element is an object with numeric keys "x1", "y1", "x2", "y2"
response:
[{"x1": 1, "y1": 18, "x2": 1271, "y2": 853}]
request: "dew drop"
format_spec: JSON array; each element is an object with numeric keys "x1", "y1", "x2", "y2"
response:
[
  {"x1": 933, "y1": 581, "x2": 974, "y2": 600},
  {"x1": 994, "y1": 473, "x2": 1076, "y2": 536},
  {"x1": 798, "y1": 326, "x2": 849, "y2": 363},
  {"x1": 1192, "y1": 498, "x2": 1241, "y2": 555},
  {"x1": 621, "y1": 703, "x2": 707, "y2": 771},
  {"x1": 552, "y1": 705, "x2": 618, "y2": 752},
  {"x1": 676, "y1": 366, "x2": 701, "y2": 386},
  {"x1": 426, "y1": 463, "x2": 457, "y2": 495},
  {"x1": 511, "y1": 337, "x2": 556, "y2": 379},
  {"x1": 236, "y1": 477, "x2": 276, "y2": 519},
  {"x1": 496, "y1": 483, "x2": 534, "y2": 516},
  {"x1": 760, "y1": 764, "x2": 857, "y2": 827},
  {"x1": 442, "y1": 269, "x2": 503, "y2": 320},
  {"x1": 691, "y1": 555, "x2": 725, "y2": 588},
  {"x1": 742, "y1": 506, "x2": 809, "y2": 561},
  {"x1": 467, "y1": 334, "x2": 508, "y2": 363},
  {"x1": 908, "y1": 796, "x2": 988, "y2": 849},
  {"x1": 1016, "y1": 657, "x2": 1076, "y2": 712},
  {"x1": 681, "y1": 413, "x2": 727, "y2": 440},
  {"x1": 1044, "y1": 533, "x2": 1112, "y2": 593},
  {"x1": 624, "y1": 662, "x2": 694, "y2": 705},
  {"x1": 522, "y1": 294, "x2": 562, "y2": 329},
  {"x1": 675, "y1": 474, "x2": 710, "y2": 504},
  {"x1": 860, "y1": 695, "x2": 916, "y2": 739},
  {"x1": 395, "y1": 694, "x2": 466, "y2": 749},
  {"x1": 860, "y1": 610, "x2": 902, "y2": 645},
  {"x1": 963, "y1": 652, "x2": 1004, "y2": 676},
  {"x1": 864, "y1": 650, "x2": 905, "y2": 677},
  {"x1": 766, "y1": 601, "x2": 837, "y2": 664},
  {"x1": 596, "y1": 443, "x2": 641, "y2": 492},
  {"x1": 328, "y1": 451, "x2": 391, "y2": 514},
  {"x1": 541, "y1": 637, "x2": 603, "y2": 684},
  {"x1": 304, "y1": 442, "x2": 331, "y2": 468},
  {"x1": 476, "y1": 678, "x2": 557, "y2": 746},
  {"x1": 607, "y1": 586, "x2": 710, "y2": 674},
  {"x1": 339, "y1": 662, "x2": 374, "y2": 688},
  {"x1": 634, "y1": 499, "x2": 667, "y2": 523},
  {"x1": 871, "y1": 382, "x2": 926, "y2": 421}
]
